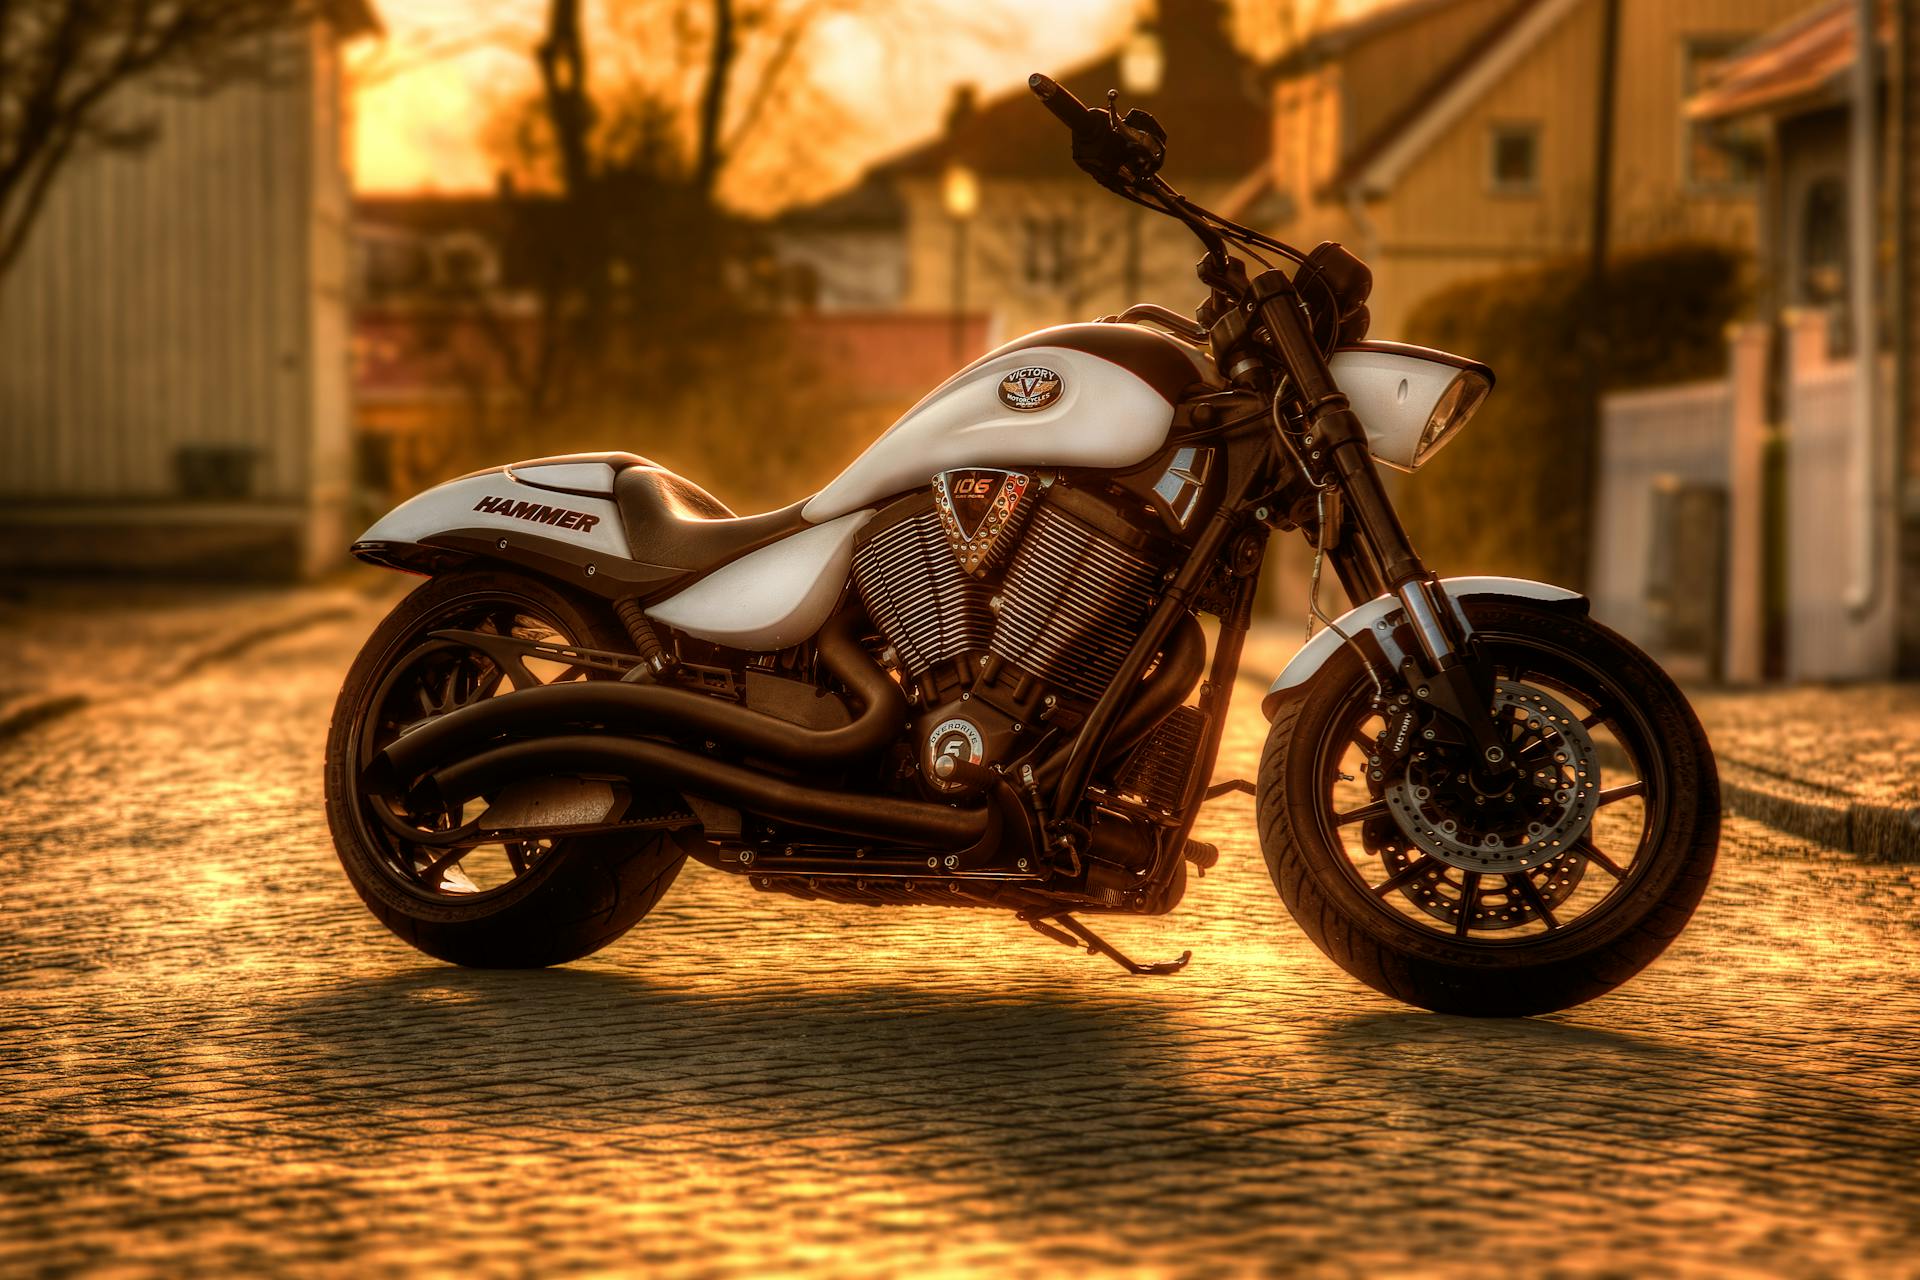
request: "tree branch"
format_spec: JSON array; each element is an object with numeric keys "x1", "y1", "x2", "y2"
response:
[
  {"x1": 718, "y1": 0, "x2": 817, "y2": 161},
  {"x1": 0, "y1": 0, "x2": 324, "y2": 284},
  {"x1": 0, "y1": 112, "x2": 78, "y2": 277},
  {"x1": 693, "y1": 0, "x2": 735, "y2": 197}
]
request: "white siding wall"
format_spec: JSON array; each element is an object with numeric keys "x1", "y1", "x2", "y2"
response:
[
  {"x1": 0, "y1": 30, "x2": 324, "y2": 508},
  {"x1": 1590, "y1": 379, "x2": 1733, "y2": 647},
  {"x1": 1784, "y1": 358, "x2": 1899, "y2": 680}
]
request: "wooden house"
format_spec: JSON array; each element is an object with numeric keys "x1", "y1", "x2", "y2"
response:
[
  {"x1": 1245, "y1": 0, "x2": 1824, "y2": 340},
  {"x1": 0, "y1": 6, "x2": 378, "y2": 578},
  {"x1": 879, "y1": 0, "x2": 1273, "y2": 347}
]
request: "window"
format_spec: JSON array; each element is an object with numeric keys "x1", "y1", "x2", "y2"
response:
[
  {"x1": 1684, "y1": 38, "x2": 1766, "y2": 189},
  {"x1": 438, "y1": 232, "x2": 501, "y2": 293},
  {"x1": 1487, "y1": 123, "x2": 1539, "y2": 194},
  {"x1": 1800, "y1": 178, "x2": 1847, "y2": 307}
]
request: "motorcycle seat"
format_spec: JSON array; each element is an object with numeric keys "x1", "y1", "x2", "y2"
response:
[{"x1": 615, "y1": 464, "x2": 812, "y2": 573}]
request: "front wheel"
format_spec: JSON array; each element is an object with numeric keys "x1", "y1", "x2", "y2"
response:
[{"x1": 1257, "y1": 598, "x2": 1718, "y2": 1017}]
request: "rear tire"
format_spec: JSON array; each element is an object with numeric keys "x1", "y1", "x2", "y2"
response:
[
  {"x1": 1257, "y1": 599, "x2": 1718, "y2": 1016},
  {"x1": 324, "y1": 570, "x2": 687, "y2": 968}
]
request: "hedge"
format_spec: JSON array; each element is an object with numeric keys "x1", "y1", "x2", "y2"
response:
[{"x1": 1394, "y1": 241, "x2": 1748, "y2": 589}]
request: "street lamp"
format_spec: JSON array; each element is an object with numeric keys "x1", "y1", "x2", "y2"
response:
[
  {"x1": 942, "y1": 160, "x2": 978, "y2": 361},
  {"x1": 1120, "y1": 23, "x2": 1164, "y2": 96},
  {"x1": 1120, "y1": 15, "x2": 1162, "y2": 304}
]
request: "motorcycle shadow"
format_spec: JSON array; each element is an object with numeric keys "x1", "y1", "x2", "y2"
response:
[
  {"x1": 256, "y1": 962, "x2": 1920, "y2": 1267},
  {"x1": 269, "y1": 960, "x2": 1204, "y2": 1111}
]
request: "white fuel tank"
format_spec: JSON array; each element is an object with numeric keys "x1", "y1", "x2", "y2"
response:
[{"x1": 803, "y1": 323, "x2": 1214, "y2": 522}]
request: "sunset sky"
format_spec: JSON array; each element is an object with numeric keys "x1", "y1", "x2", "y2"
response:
[
  {"x1": 346, "y1": 1, "x2": 1369, "y2": 210},
  {"x1": 348, "y1": 0, "x2": 1141, "y2": 208}
]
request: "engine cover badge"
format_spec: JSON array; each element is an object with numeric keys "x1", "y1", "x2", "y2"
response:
[
  {"x1": 932, "y1": 469, "x2": 1031, "y2": 576},
  {"x1": 925, "y1": 717, "x2": 986, "y2": 793}
]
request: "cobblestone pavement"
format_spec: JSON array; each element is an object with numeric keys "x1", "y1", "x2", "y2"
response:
[
  {"x1": 1686, "y1": 684, "x2": 1920, "y2": 859},
  {"x1": 3, "y1": 601, "x2": 1918, "y2": 1279},
  {"x1": 0, "y1": 577, "x2": 387, "y2": 741}
]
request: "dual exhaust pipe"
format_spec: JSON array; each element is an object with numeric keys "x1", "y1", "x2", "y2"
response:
[{"x1": 374, "y1": 608, "x2": 1207, "y2": 852}]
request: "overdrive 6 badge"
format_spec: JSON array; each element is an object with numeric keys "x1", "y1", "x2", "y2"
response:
[{"x1": 998, "y1": 366, "x2": 1062, "y2": 411}]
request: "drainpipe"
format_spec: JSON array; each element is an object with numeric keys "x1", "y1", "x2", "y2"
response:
[{"x1": 1846, "y1": 0, "x2": 1883, "y2": 616}]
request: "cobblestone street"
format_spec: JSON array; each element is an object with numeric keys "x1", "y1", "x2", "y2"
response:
[{"x1": 3, "y1": 600, "x2": 1918, "y2": 1278}]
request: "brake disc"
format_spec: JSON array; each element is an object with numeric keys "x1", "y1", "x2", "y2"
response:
[
  {"x1": 1382, "y1": 680, "x2": 1600, "y2": 877},
  {"x1": 1368, "y1": 819, "x2": 1588, "y2": 931}
]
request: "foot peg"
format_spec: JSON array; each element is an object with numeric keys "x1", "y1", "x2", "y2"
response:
[
  {"x1": 1023, "y1": 912, "x2": 1192, "y2": 976},
  {"x1": 1181, "y1": 839, "x2": 1219, "y2": 876}
]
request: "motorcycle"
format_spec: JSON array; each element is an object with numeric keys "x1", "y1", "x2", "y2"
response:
[{"x1": 324, "y1": 74, "x2": 1718, "y2": 1017}]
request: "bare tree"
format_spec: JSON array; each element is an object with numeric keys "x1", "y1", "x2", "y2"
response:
[
  {"x1": 0, "y1": 0, "x2": 335, "y2": 282},
  {"x1": 448, "y1": 0, "x2": 931, "y2": 419}
]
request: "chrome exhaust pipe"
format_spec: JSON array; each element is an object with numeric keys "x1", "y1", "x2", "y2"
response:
[
  {"x1": 382, "y1": 609, "x2": 1202, "y2": 853},
  {"x1": 380, "y1": 607, "x2": 906, "y2": 785},
  {"x1": 423, "y1": 734, "x2": 998, "y2": 848}
]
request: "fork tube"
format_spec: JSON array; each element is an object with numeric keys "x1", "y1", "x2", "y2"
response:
[{"x1": 1252, "y1": 272, "x2": 1431, "y2": 594}]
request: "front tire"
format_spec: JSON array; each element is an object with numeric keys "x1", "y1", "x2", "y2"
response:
[
  {"x1": 324, "y1": 570, "x2": 687, "y2": 968},
  {"x1": 1257, "y1": 598, "x2": 1718, "y2": 1016}
]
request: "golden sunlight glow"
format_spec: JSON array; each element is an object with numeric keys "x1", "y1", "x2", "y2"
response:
[
  {"x1": 352, "y1": 54, "x2": 519, "y2": 192},
  {"x1": 347, "y1": 0, "x2": 1389, "y2": 199}
]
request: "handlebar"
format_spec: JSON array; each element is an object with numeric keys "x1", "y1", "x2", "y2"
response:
[
  {"x1": 1028, "y1": 70, "x2": 1167, "y2": 197},
  {"x1": 1028, "y1": 73, "x2": 1097, "y2": 134}
]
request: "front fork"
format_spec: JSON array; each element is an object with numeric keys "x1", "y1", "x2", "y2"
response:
[{"x1": 1252, "y1": 272, "x2": 1511, "y2": 775}]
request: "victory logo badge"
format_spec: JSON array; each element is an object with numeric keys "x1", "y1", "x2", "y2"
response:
[{"x1": 998, "y1": 366, "x2": 1062, "y2": 411}]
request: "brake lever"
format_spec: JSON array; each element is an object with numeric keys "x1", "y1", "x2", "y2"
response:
[{"x1": 1071, "y1": 105, "x2": 1164, "y2": 196}]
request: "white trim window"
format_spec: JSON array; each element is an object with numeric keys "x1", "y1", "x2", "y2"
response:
[{"x1": 1486, "y1": 121, "x2": 1540, "y2": 195}]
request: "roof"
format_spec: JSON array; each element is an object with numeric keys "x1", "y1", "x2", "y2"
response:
[
  {"x1": 1265, "y1": 0, "x2": 1471, "y2": 79},
  {"x1": 774, "y1": 172, "x2": 905, "y2": 232},
  {"x1": 356, "y1": 194, "x2": 530, "y2": 238},
  {"x1": 1687, "y1": 0, "x2": 1890, "y2": 123},
  {"x1": 877, "y1": 0, "x2": 1266, "y2": 183},
  {"x1": 355, "y1": 193, "x2": 571, "y2": 293},
  {"x1": 1319, "y1": 0, "x2": 1570, "y2": 199},
  {"x1": 326, "y1": 0, "x2": 383, "y2": 38}
]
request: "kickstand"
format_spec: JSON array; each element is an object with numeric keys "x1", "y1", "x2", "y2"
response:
[{"x1": 1023, "y1": 912, "x2": 1192, "y2": 976}]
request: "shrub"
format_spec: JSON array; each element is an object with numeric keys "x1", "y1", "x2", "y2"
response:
[{"x1": 1395, "y1": 241, "x2": 1747, "y2": 588}]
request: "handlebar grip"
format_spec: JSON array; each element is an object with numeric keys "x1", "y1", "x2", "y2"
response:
[{"x1": 1029, "y1": 73, "x2": 1095, "y2": 131}]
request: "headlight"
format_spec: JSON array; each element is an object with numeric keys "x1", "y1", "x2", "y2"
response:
[
  {"x1": 1413, "y1": 368, "x2": 1492, "y2": 467},
  {"x1": 1328, "y1": 343, "x2": 1495, "y2": 472}
]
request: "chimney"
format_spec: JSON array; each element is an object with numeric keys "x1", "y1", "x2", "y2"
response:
[{"x1": 945, "y1": 83, "x2": 979, "y2": 139}]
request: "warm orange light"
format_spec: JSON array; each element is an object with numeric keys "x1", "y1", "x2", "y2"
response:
[{"x1": 942, "y1": 163, "x2": 979, "y2": 220}]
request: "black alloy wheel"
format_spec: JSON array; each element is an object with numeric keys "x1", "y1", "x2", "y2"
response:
[
  {"x1": 324, "y1": 570, "x2": 687, "y2": 968},
  {"x1": 1257, "y1": 597, "x2": 1719, "y2": 1016}
]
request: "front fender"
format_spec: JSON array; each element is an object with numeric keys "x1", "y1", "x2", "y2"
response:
[{"x1": 1261, "y1": 575, "x2": 1588, "y2": 720}]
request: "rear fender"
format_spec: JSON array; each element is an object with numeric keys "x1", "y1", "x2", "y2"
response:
[
  {"x1": 1261, "y1": 576, "x2": 1588, "y2": 719},
  {"x1": 350, "y1": 460, "x2": 680, "y2": 597}
]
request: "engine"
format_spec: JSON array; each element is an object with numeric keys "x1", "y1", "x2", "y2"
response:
[{"x1": 851, "y1": 470, "x2": 1169, "y2": 796}]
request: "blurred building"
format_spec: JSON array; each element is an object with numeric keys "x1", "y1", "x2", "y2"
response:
[
  {"x1": 1592, "y1": 0, "x2": 1919, "y2": 682},
  {"x1": 351, "y1": 193, "x2": 551, "y2": 498},
  {"x1": 765, "y1": 174, "x2": 908, "y2": 312},
  {"x1": 865, "y1": 0, "x2": 1273, "y2": 343},
  {"x1": 0, "y1": 6, "x2": 378, "y2": 580},
  {"x1": 352, "y1": 189, "x2": 984, "y2": 501},
  {"x1": 1248, "y1": 0, "x2": 1823, "y2": 340}
]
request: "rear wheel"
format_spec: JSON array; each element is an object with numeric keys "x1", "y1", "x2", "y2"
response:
[
  {"x1": 1257, "y1": 598, "x2": 1718, "y2": 1016},
  {"x1": 323, "y1": 570, "x2": 687, "y2": 968}
]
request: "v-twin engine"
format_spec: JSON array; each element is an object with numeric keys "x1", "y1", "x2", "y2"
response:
[{"x1": 851, "y1": 475, "x2": 1167, "y2": 794}]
